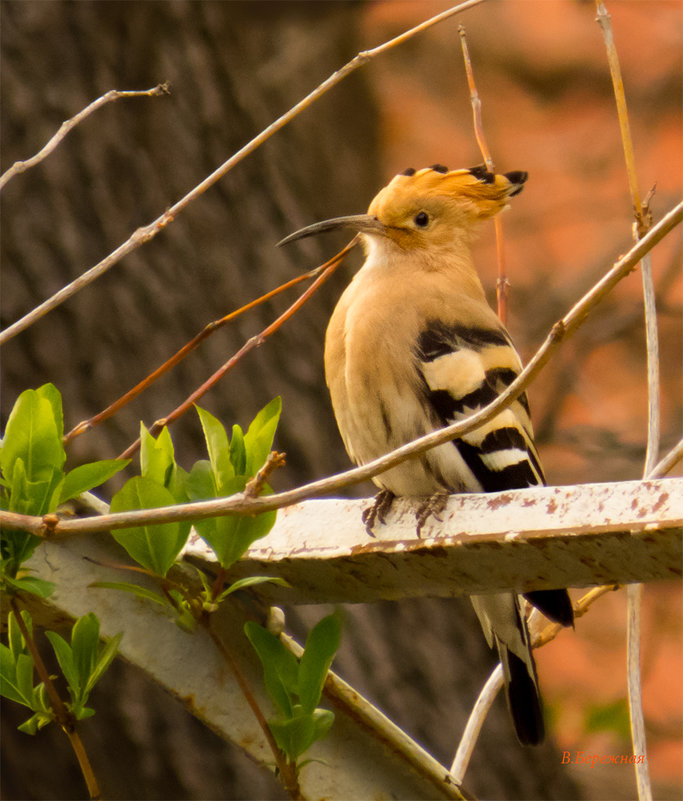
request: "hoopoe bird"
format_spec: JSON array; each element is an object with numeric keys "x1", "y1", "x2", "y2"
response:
[{"x1": 280, "y1": 165, "x2": 573, "y2": 746}]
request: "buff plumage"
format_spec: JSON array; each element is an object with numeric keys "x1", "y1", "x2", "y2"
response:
[{"x1": 281, "y1": 165, "x2": 573, "y2": 746}]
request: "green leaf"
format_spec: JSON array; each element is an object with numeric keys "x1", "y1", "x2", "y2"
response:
[
  {"x1": 140, "y1": 424, "x2": 175, "y2": 486},
  {"x1": 166, "y1": 463, "x2": 190, "y2": 505},
  {"x1": 191, "y1": 473, "x2": 275, "y2": 569},
  {"x1": 47, "y1": 615, "x2": 120, "y2": 707},
  {"x1": 311, "y1": 707, "x2": 335, "y2": 742},
  {"x1": 6, "y1": 459, "x2": 28, "y2": 513},
  {"x1": 7, "y1": 458, "x2": 62, "y2": 516},
  {"x1": 9, "y1": 610, "x2": 32, "y2": 652},
  {"x1": 0, "y1": 525, "x2": 41, "y2": 581},
  {"x1": 233, "y1": 510, "x2": 277, "y2": 567},
  {"x1": 194, "y1": 504, "x2": 276, "y2": 570},
  {"x1": 298, "y1": 612, "x2": 342, "y2": 714},
  {"x1": 243, "y1": 397, "x2": 282, "y2": 476},
  {"x1": 8, "y1": 611, "x2": 26, "y2": 657},
  {"x1": 36, "y1": 383, "x2": 64, "y2": 441},
  {"x1": 0, "y1": 645, "x2": 32, "y2": 706},
  {"x1": 90, "y1": 581, "x2": 169, "y2": 606},
  {"x1": 244, "y1": 622, "x2": 298, "y2": 717},
  {"x1": 217, "y1": 575, "x2": 290, "y2": 603},
  {"x1": 33, "y1": 681, "x2": 52, "y2": 715},
  {"x1": 85, "y1": 631, "x2": 122, "y2": 696},
  {"x1": 15, "y1": 653, "x2": 36, "y2": 708},
  {"x1": 187, "y1": 460, "x2": 217, "y2": 502},
  {"x1": 17, "y1": 711, "x2": 52, "y2": 735},
  {"x1": 59, "y1": 459, "x2": 129, "y2": 504},
  {"x1": 192, "y1": 515, "x2": 234, "y2": 567},
  {"x1": 45, "y1": 631, "x2": 79, "y2": 696},
  {"x1": 2, "y1": 575, "x2": 55, "y2": 599},
  {"x1": 229, "y1": 425, "x2": 246, "y2": 475},
  {"x1": 71, "y1": 614, "x2": 100, "y2": 697},
  {"x1": 0, "y1": 387, "x2": 65, "y2": 485},
  {"x1": 269, "y1": 712, "x2": 313, "y2": 761},
  {"x1": 196, "y1": 406, "x2": 233, "y2": 489},
  {"x1": 110, "y1": 476, "x2": 190, "y2": 576},
  {"x1": 73, "y1": 705, "x2": 95, "y2": 721}
]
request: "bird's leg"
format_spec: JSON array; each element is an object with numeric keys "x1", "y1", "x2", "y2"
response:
[
  {"x1": 415, "y1": 492, "x2": 449, "y2": 536},
  {"x1": 361, "y1": 489, "x2": 395, "y2": 536}
]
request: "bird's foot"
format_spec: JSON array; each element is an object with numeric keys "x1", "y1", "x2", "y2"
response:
[
  {"x1": 362, "y1": 489, "x2": 395, "y2": 536},
  {"x1": 415, "y1": 492, "x2": 449, "y2": 536}
]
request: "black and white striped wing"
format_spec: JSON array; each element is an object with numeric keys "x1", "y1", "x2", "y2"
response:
[
  {"x1": 415, "y1": 319, "x2": 574, "y2": 629},
  {"x1": 415, "y1": 320, "x2": 544, "y2": 493}
]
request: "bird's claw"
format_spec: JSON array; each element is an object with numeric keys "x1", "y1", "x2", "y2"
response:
[
  {"x1": 361, "y1": 489, "x2": 395, "y2": 536},
  {"x1": 415, "y1": 492, "x2": 449, "y2": 536}
]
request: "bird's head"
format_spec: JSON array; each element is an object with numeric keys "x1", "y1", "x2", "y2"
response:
[{"x1": 278, "y1": 165, "x2": 527, "y2": 253}]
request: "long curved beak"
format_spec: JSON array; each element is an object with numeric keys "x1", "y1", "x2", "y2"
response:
[{"x1": 277, "y1": 214, "x2": 386, "y2": 247}]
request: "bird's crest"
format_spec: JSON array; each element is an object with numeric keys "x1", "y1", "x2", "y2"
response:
[{"x1": 368, "y1": 165, "x2": 527, "y2": 224}]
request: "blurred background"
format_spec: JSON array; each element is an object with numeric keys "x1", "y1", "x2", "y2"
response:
[{"x1": 1, "y1": 1, "x2": 681, "y2": 799}]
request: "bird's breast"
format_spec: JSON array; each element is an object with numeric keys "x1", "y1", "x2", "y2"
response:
[{"x1": 323, "y1": 271, "x2": 448, "y2": 494}]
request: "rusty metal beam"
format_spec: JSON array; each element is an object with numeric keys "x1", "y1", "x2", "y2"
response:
[{"x1": 184, "y1": 478, "x2": 682, "y2": 604}]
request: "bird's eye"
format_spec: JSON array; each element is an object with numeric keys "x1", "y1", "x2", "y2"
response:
[{"x1": 414, "y1": 211, "x2": 429, "y2": 228}]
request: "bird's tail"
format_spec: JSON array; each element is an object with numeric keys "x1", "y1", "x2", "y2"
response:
[
  {"x1": 496, "y1": 635, "x2": 545, "y2": 746},
  {"x1": 470, "y1": 593, "x2": 545, "y2": 746}
]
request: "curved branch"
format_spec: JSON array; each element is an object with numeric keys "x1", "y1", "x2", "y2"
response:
[{"x1": 0, "y1": 84, "x2": 170, "y2": 192}]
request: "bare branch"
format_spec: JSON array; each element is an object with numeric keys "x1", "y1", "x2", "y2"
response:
[
  {"x1": 458, "y1": 25, "x2": 509, "y2": 325},
  {"x1": 0, "y1": 84, "x2": 170, "y2": 192},
  {"x1": 0, "y1": 0, "x2": 486, "y2": 346},
  {"x1": 458, "y1": 26, "x2": 493, "y2": 170},
  {"x1": 596, "y1": 5, "x2": 656, "y2": 797},
  {"x1": 595, "y1": 2, "x2": 644, "y2": 230},
  {"x1": 117, "y1": 240, "x2": 354, "y2": 459},
  {"x1": 64, "y1": 254, "x2": 344, "y2": 445},
  {"x1": 640, "y1": 254, "x2": 661, "y2": 476},
  {"x1": 450, "y1": 665, "x2": 503, "y2": 783},
  {"x1": 649, "y1": 436, "x2": 683, "y2": 479},
  {"x1": 244, "y1": 452, "x2": 287, "y2": 498}
]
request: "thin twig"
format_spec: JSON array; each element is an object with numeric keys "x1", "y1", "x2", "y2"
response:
[
  {"x1": 640, "y1": 255, "x2": 661, "y2": 476},
  {"x1": 596, "y1": 5, "x2": 654, "y2": 797},
  {"x1": 10, "y1": 599, "x2": 101, "y2": 800},
  {"x1": 626, "y1": 583, "x2": 649, "y2": 791},
  {"x1": 648, "y1": 436, "x2": 683, "y2": 479},
  {"x1": 493, "y1": 217, "x2": 508, "y2": 324},
  {"x1": 450, "y1": 664, "x2": 503, "y2": 782},
  {"x1": 0, "y1": 0, "x2": 486, "y2": 346},
  {"x1": 63, "y1": 261, "x2": 331, "y2": 445},
  {"x1": 0, "y1": 84, "x2": 170, "y2": 192},
  {"x1": 458, "y1": 26, "x2": 493, "y2": 169},
  {"x1": 245, "y1": 452, "x2": 287, "y2": 498},
  {"x1": 117, "y1": 240, "x2": 355, "y2": 460},
  {"x1": 458, "y1": 25, "x2": 510, "y2": 325},
  {"x1": 596, "y1": 3, "x2": 644, "y2": 231},
  {"x1": 205, "y1": 619, "x2": 301, "y2": 799},
  {"x1": 2, "y1": 201, "x2": 679, "y2": 538}
]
